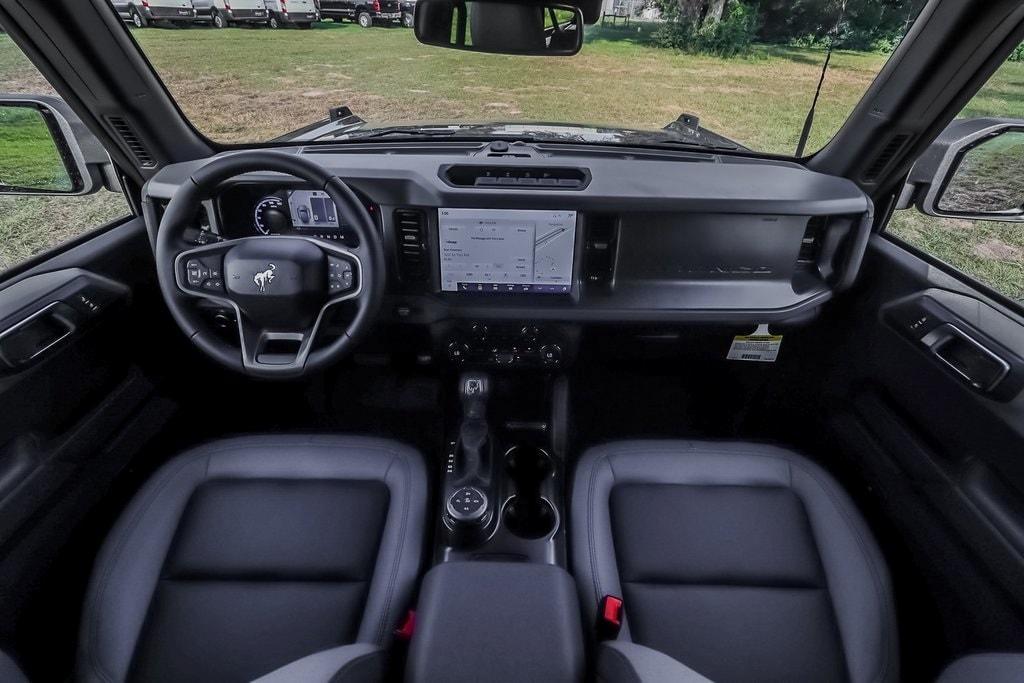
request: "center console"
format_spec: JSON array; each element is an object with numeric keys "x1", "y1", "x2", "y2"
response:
[
  {"x1": 403, "y1": 370, "x2": 580, "y2": 681},
  {"x1": 437, "y1": 372, "x2": 567, "y2": 565}
]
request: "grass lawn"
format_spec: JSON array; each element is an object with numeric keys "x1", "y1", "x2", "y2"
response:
[
  {"x1": 0, "y1": 106, "x2": 73, "y2": 190},
  {"x1": 888, "y1": 211, "x2": 1024, "y2": 302},
  {"x1": 1, "y1": 23, "x2": 1022, "y2": 299},
  {"x1": 129, "y1": 22, "x2": 891, "y2": 154}
]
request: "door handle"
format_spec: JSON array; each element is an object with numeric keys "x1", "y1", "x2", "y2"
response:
[
  {"x1": 921, "y1": 323, "x2": 1010, "y2": 393},
  {"x1": 0, "y1": 301, "x2": 78, "y2": 369}
]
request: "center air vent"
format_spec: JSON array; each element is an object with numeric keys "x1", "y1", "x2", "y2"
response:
[
  {"x1": 107, "y1": 116, "x2": 156, "y2": 168},
  {"x1": 441, "y1": 165, "x2": 590, "y2": 190},
  {"x1": 394, "y1": 209, "x2": 428, "y2": 282},
  {"x1": 583, "y1": 214, "x2": 619, "y2": 286}
]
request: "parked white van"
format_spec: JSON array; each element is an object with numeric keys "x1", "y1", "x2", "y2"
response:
[
  {"x1": 192, "y1": 0, "x2": 269, "y2": 27},
  {"x1": 112, "y1": 0, "x2": 196, "y2": 27},
  {"x1": 262, "y1": 0, "x2": 317, "y2": 27}
]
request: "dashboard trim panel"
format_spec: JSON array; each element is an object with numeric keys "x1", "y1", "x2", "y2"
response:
[{"x1": 144, "y1": 143, "x2": 873, "y2": 326}]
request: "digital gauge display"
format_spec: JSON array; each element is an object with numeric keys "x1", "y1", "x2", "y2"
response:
[
  {"x1": 249, "y1": 189, "x2": 360, "y2": 246},
  {"x1": 287, "y1": 190, "x2": 339, "y2": 229},
  {"x1": 253, "y1": 195, "x2": 286, "y2": 235}
]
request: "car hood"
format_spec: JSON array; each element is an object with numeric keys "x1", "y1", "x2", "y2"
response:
[{"x1": 278, "y1": 112, "x2": 746, "y2": 151}]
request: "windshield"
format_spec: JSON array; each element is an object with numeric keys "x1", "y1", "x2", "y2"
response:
[{"x1": 119, "y1": 0, "x2": 925, "y2": 155}]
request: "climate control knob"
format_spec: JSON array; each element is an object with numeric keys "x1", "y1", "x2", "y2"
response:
[
  {"x1": 520, "y1": 324, "x2": 540, "y2": 341},
  {"x1": 447, "y1": 341, "x2": 470, "y2": 364},
  {"x1": 539, "y1": 344, "x2": 562, "y2": 367}
]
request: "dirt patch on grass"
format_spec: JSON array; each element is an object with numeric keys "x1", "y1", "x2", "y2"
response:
[{"x1": 975, "y1": 238, "x2": 1023, "y2": 261}]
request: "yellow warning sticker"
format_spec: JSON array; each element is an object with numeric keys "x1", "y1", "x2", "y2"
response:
[{"x1": 727, "y1": 324, "x2": 783, "y2": 362}]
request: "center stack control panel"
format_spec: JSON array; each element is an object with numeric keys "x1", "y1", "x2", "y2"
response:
[{"x1": 445, "y1": 322, "x2": 568, "y2": 369}]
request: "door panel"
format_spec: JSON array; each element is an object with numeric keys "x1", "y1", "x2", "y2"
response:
[
  {"x1": 816, "y1": 234, "x2": 1024, "y2": 661},
  {"x1": 0, "y1": 218, "x2": 182, "y2": 675}
]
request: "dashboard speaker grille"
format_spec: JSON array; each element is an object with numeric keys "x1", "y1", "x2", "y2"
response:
[
  {"x1": 442, "y1": 165, "x2": 589, "y2": 189},
  {"x1": 107, "y1": 116, "x2": 156, "y2": 168},
  {"x1": 394, "y1": 209, "x2": 428, "y2": 282}
]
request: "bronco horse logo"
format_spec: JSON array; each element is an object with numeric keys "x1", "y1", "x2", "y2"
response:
[{"x1": 253, "y1": 263, "x2": 276, "y2": 293}]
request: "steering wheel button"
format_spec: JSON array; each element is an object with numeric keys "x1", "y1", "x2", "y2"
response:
[{"x1": 184, "y1": 260, "x2": 204, "y2": 284}]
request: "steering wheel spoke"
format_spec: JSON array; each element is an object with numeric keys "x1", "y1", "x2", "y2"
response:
[{"x1": 236, "y1": 313, "x2": 311, "y2": 372}]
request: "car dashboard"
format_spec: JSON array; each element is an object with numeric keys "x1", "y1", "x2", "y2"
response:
[{"x1": 142, "y1": 140, "x2": 872, "y2": 368}]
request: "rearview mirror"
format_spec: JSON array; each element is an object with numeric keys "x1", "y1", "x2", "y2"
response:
[
  {"x1": 901, "y1": 118, "x2": 1024, "y2": 222},
  {"x1": 0, "y1": 95, "x2": 113, "y2": 196},
  {"x1": 414, "y1": 0, "x2": 583, "y2": 56}
]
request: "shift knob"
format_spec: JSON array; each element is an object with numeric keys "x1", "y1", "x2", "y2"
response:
[{"x1": 459, "y1": 373, "x2": 490, "y2": 419}]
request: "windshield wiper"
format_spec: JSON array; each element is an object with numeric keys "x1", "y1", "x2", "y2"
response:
[
  {"x1": 350, "y1": 127, "x2": 461, "y2": 139},
  {"x1": 343, "y1": 126, "x2": 554, "y2": 142}
]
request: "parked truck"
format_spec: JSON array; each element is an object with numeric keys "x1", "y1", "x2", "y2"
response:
[
  {"x1": 319, "y1": 0, "x2": 404, "y2": 27},
  {"x1": 192, "y1": 0, "x2": 269, "y2": 27},
  {"x1": 263, "y1": 0, "x2": 317, "y2": 27}
]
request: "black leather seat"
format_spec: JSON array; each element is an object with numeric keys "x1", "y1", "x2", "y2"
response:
[
  {"x1": 571, "y1": 440, "x2": 898, "y2": 683},
  {"x1": 77, "y1": 435, "x2": 427, "y2": 683}
]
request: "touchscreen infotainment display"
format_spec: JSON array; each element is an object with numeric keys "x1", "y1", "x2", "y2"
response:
[{"x1": 439, "y1": 209, "x2": 577, "y2": 294}]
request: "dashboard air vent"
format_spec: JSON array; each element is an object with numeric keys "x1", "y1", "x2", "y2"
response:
[
  {"x1": 861, "y1": 133, "x2": 910, "y2": 183},
  {"x1": 797, "y1": 216, "x2": 826, "y2": 268},
  {"x1": 107, "y1": 116, "x2": 156, "y2": 168},
  {"x1": 583, "y1": 215, "x2": 619, "y2": 286},
  {"x1": 394, "y1": 209, "x2": 428, "y2": 282},
  {"x1": 442, "y1": 165, "x2": 590, "y2": 190}
]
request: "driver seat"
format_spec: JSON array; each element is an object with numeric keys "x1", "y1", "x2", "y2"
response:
[{"x1": 76, "y1": 435, "x2": 427, "y2": 683}]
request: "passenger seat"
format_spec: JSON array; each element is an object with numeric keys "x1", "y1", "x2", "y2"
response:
[{"x1": 571, "y1": 440, "x2": 897, "y2": 683}]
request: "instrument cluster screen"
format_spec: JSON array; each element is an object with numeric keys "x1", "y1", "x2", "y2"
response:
[
  {"x1": 288, "y1": 190, "x2": 339, "y2": 228},
  {"x1": 439, "y1": 208, "x2": 577, "y2": 294}
]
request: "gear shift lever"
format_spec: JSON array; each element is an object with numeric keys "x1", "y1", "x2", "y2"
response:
[
  {"x1": 457, "y1": 373, "x2": 491, "y2": 485},
  {"x1": 445, "y1": 373, "x2": 494, "y2": 539}
]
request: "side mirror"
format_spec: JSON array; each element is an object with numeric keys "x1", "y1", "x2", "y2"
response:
[
  {"x1": 901, "y1": 118, "x2": 1024, "y2": 222},
  {"x1": 0, "y1": 94, "x2": 113, "y2": 196},
  {"x1": 414, "y1": 0, "x2": 583, "y2": 56}
]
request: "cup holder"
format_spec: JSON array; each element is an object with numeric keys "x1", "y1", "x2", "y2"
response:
[
  {"x1": 503, "y1": 496, "x2": 557, "y2": 539},
  {"x1": 503, "y1": 445, "x2": 557, "y2": 539},
  {"x1": 505, "y1": 445, "x2": 554, "y2": 485}
]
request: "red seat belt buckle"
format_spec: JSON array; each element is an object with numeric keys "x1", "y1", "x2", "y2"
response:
[
  {"x1": 394, "y1": 609, "x2": 416, "y2": 641},
  {"x1": 597, "y1": 595, "x2": 623, "y2": 640}
]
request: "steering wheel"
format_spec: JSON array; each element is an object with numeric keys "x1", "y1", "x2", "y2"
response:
[{"x1": 155, "y1": 151, "x2": 385, "y2": 379}]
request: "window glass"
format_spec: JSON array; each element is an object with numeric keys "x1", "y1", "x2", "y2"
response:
[
  {"x1": 0, "y1": 30, "x2": 129, "y2": 271},
  {"x1": 118, "y1": 0, "x2": 925, "y2": 156},
  {"x1": 887, "y1": 43, "x2": 1024, "y2": 304}
]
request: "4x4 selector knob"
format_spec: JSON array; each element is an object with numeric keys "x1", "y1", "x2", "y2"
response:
[{"x1": 446, "y1": 486, "x2": 489, "y2": 524}]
